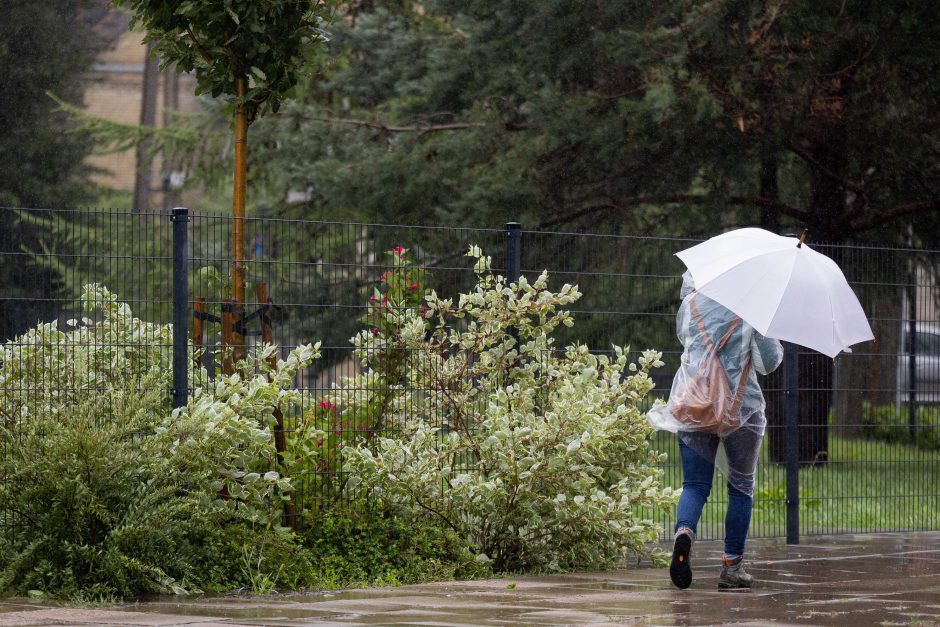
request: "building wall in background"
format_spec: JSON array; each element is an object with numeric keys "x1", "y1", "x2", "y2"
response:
[{"x1": 84, "y1": 13, "x2": 200, "y2": 205}]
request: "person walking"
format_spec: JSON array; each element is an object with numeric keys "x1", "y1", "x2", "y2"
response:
[{"x1": 649, "y1": 272, "x2": 783, "y2": 589}]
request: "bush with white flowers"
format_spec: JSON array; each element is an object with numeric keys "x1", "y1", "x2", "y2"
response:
[{"x1": 340, "y1": 248, "x2": 677, "y2": 572}]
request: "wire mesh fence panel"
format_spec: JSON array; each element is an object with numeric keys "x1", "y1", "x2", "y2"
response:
[
  {"x1": 0, "y1": 208, "x2": 179, "y2": 543},
  {"x1": 2, "y1": 206, "x2": 938, "y2": 542}
]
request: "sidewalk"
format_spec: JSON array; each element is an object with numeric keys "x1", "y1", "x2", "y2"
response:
[{"x1": 1, "y1": 532, "x2": 938, "y2": 626}]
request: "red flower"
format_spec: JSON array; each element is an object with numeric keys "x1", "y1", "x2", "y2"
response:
[
  {"x1": 392, "y1": 245, "x2": 404, "y2": 254},
  {"x1": 373, "y1": 327, "x2": 380, "y2": 335},
  {"x1": 410, "y1": 283, "x2": 419, "y2": 291},
  {"x1": 369, "y1": 295, "x2": 376, "y2": 302},
  {"x1": 380, "y1": 273, "x2": 387, "y2": 281}
]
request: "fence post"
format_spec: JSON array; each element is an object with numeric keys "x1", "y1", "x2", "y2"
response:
[
  {"x1": 505, "y1": 222, "x2": 521, "y2": 284},
  {"x1": 221, "y1": 301, "x2": 235, "y2": 375},
  {"x1": 256, "y1": 282, "x2": 296, "y2": 529},
  {"x1": 784, "y1": 341, "x2": 800, "y2": 544},
  {"x1": 171, "y1": 207, "x2": 189, "y2": 409},
  {"x1": 192, "y1": 296, "x2": 206, "y2": 370},
  {"x1": 907, "y1": 274, "x2": 917, "y2": 442}
]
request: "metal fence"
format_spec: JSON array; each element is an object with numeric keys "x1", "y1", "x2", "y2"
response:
[{"x1": 1, "y1": 206, "x2": 938, "y2": 542}]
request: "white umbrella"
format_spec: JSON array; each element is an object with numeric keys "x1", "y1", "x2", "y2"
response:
[{"x1": 676, "y1": 227, "x2": 874, "y2": 358}]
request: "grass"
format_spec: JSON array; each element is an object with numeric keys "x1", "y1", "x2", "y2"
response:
[{"x1": 648, "y1": 434, "x2": 940, "y2": 539}]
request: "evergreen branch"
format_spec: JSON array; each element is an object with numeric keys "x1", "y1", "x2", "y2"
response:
[
  {"x1": 848, "y1": 200, "x2": 940, "y2": 232},
  {"x1": 538, "y1": 195, "x2": 809, "y2": 228},
  {"x1": 47, "y1": 92, "x2": 200, "y2": 155},
  {"x1": 47, "y1": 92, "x2": 231, "y2": 187},
  {"x1": 305, "y1": 116, "x2": 530, "y2": 134},
  {"x1": 590, "y1": 85, "x2": 648, "y2": 100},
  {"x1": 786, "y1": 139, "x2": 868, "y2": 196}
]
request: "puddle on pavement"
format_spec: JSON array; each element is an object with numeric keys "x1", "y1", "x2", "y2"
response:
[{"x1": 5, "y1": 533, "x2": 937, "y2": 626}]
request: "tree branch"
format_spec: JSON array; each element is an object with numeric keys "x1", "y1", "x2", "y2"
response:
[
  {"x1": 538, "y1": 195, "x2": 810, "y2": 229},
  {"x1": 786, "y1": 139, "x2": 867, "y2": 196},
  {"x1": 304, "y1": 116, "x2": 530, "y2": 135},
  {"x1": 184, "y1": 23, "x2": 214, "y2": 66},
  {"x1": 848, "y1": 200, "x2": 940, "y2": 232}
]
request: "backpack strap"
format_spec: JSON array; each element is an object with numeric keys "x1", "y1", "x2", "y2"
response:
[
  {"x1": 690, "y1": 296, "x2": 741, "y2": 355},
  {"x1": 691, "y1": 295, "x2": 752, "y2": 421},
  {"x1": 728, "y1": 353, "x2": 752, "y2": 420}
]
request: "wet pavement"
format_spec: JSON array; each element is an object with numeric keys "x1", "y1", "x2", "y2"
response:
[{"x1": 1, "y1": 532, "x2": 938, "y2": 626}]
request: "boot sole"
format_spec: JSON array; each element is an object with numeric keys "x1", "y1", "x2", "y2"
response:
[
  {"x1": 718, "y1": 579, "x2": 753, "y2": 590},
  {"x1": 669, "y1": 534, "x2": 693, "y2": 589}
]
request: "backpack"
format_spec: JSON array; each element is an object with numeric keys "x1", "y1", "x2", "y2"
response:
[{"x1": 668, "y1": 297, "x2": 752, "y2": 436}]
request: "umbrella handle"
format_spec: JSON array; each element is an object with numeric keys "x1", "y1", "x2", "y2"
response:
[{"x1": 797, "y1": 229, "x2": 808, "y2": 248}]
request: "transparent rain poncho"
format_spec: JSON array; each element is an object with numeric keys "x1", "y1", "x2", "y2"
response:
[{"x1": 648, "y1": 272, "x2": 784, "y2": 495}]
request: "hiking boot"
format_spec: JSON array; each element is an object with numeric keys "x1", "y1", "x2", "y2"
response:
[
  {"x1": 718, "y1": 556, "x2": 753, "y2": 589},
  {"x1": 669, "y1": 528, "x2": 695, "y2": 589}
]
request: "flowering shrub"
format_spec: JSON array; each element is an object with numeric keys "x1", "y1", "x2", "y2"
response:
[
  {"x1": 362, "y1": 244, "x2": 426, "y2": 387},
  {"x1": 294, "y1": 246, "x2": 426, "y2": 501},
  {"x1": 339, "y1": 248, "x2": 677, "y2": 572},
  {"x1": 0, "y1": 285, "x2": 321, "y2": 598}
]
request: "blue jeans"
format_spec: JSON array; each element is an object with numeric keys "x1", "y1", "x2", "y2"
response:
[{"x1": 675, "y1": 429, "x2": 761, "y2": 556}]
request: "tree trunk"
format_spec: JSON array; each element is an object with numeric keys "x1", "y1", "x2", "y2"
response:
[
  {"x1": 756, "y1": 139, "x2": 790, "y2": 463},
  {"x1": 133, "y1": 43, "x2": 159, "y2": 213},
  {"x1": 831, "y1": 349, "x2": 866, "y2": 439},
  {"x1": 759, "y1": 138, "x2": 780, "y2": 232},
  {"x1": 790, "y1": 113, "x2": 851, "y2": 463},
  {"x1": 797, "y1": 349, "x2": 833, "y2": 464},
  {"x1": 231, "y1": 76, "x2": 248, "y2": 361},
  {"x1": 161, "y1": 64, "x2": 180, "y2": 212}
]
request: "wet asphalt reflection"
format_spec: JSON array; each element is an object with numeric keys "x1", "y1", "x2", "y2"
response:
[{"x1": 1, "y1": 532, "x2": 938, "y2": 626}]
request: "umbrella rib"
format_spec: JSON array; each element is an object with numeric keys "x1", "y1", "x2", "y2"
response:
[
  {"x1": 815, "y1": 253, "x2": 838, "y2": 352},
  {"x1": 762, "y1": 250, "x2": 798, "y2": 338},
  {"x1": 690, "y1": 248, "x2": 787, "y2": 283},
  {"x1": 693, "y1": 248, "x2": 793, "y2": 319}
]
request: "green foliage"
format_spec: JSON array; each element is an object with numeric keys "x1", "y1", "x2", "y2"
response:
[
  {"x1": 339, "y1": 247, "x2": 677, "y2": 572},
  {"x1": 861, "y1": 405, "x2": 940, "y2": 451},
  {"x1": 236, "y1": 0, "x2": 939, "y2": 246},
  {"x1": 287, "y1": 246, "x2": 431, "y2": 501},
  {"x1": 47, "y1": 94, "x2": 234, "y2": 190},
  {"x1": 0, "y1": 285, "x2": 321, "y2": 598},
  {"x1": 112, "y1": 0, "x2": 337, "y2": 122},
  {"x1": 0, "y1": 2, "x2": 110, "y2": 339},
  {"x1": 0, "y1": 1, "x2": 105, "y2": 208},
  {"x1": 644, "y1": 0, "x2": 940, "y2": 243},
  {"x1": 299, "y1": 503, "x2": 489, "y2": 589}
]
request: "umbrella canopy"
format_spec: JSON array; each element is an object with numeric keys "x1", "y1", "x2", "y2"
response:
[{"x1": 676, "y1": 227, "x2": 874, "y2": 358}]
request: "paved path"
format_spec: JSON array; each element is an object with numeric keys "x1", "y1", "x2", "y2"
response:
[{"x1": 1, "y1": 532, "x2": 939, "y2": 626}]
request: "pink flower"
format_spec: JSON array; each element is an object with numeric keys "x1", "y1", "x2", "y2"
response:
[
  {"x1": 379, "y1": 273, "x2": 387, "y2": 281},
  {"x1": 372, "y1": 327, "x2": 380, "y2": 335},
  {"x1": 369, "y1": 295, "x2": 376, "y2": 302},
  {"x1": 392, "y1": 245, "x2": 404, "y2": 254}
]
